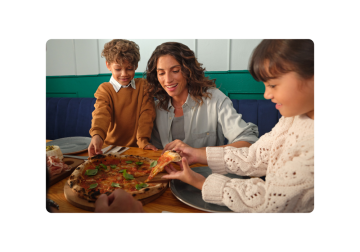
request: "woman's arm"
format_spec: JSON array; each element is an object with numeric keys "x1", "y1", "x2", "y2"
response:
[{"x1": 217, "y1": 96, "x2": 259, "y2": 146}]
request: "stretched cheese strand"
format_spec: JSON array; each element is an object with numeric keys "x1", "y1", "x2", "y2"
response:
[{"x1": 46, "y1": 145, "x2": 63, "y2": 160}]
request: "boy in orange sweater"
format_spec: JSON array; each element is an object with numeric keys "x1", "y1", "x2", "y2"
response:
[{"x1": 88, "y1": 39, "x2": 157, "y2": 157}]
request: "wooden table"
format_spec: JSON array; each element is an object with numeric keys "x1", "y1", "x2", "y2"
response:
[{"x1": 46, "y1": 140, "x2": 207, "y2": 213}]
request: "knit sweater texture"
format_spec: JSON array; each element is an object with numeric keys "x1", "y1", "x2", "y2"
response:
[
  {"x1": 204, "y1": 114, "x2": 314, "y2": 213},
  {"x1": 89, "y1": 78, "x2": 156, "y2": 149}
]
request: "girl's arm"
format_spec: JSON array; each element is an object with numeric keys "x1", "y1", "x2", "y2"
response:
[{"x1": 202, "y1": 140, "x2": 314, "y2": 213}]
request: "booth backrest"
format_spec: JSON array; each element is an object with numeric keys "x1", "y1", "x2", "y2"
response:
[
  {"x1": 231, "y1": 99, "x2": 282, "y2": 138},
  {"x1": 46, "y1": 97, "x2": 96, "y2": 140},
  {"x1": 46, "y1": 98, "x2": 281, "y2": 141}
]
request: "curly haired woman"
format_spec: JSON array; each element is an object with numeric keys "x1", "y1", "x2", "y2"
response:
[{"x1": 146, "y1": 42, "x2": 258, "y2": 159}]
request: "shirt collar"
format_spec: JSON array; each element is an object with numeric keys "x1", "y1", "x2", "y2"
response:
[
  {"x1": 109, "y1": 76, "x2": 136, "y2": 92},
  {"x1": 167, "y1": 92, "x2": 197, "y2": 110}
]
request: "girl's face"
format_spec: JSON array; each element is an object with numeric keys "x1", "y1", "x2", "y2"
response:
[
  {"x1": 156, "y1": 55, "x2": 188, "y2": 100},
  {"x1": 263, "y1": 71, "x2": 314, "y2": 119}
]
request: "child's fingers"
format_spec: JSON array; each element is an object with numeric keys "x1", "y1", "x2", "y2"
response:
[{"x1": 181, "y1": 157, "x2": 190, "y2": 171}]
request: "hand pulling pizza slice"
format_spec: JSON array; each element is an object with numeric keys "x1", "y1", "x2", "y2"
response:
[{"x1": 144, "y1": 150, "x2": 181, "y2": 182}]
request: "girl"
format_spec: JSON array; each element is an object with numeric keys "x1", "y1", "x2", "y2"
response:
[{"x1": 162, "y1": 39, "x2": 314, "y2": 213}]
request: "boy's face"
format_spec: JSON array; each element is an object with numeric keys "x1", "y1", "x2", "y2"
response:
[{"x1": 106, "y1": 60, "x2": 137, "y2": 86}]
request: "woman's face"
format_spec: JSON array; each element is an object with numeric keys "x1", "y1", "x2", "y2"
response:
[{"x1": 156, "y1": 55, "x2": 188, "y2": 100}]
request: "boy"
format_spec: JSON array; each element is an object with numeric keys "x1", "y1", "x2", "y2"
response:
[{"x1": 88, "y1": 39, "x2": 157, "y2": 157}]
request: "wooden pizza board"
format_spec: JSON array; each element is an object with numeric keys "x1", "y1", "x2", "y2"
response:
[
  {"x1": 49, "y1": 157, "x2": 85, "y2": 186},
  {"x1": 64, "y1": 182, "x2": 168, "y2": 212}
]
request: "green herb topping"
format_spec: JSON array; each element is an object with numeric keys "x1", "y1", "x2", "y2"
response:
[
  {"x1": 119, "y1": 169, "x2": 126, "y2": 173},
  {"x1": 135, "y1": 183, "x2": 148, "y2": 190},
  {"x1": 150, "y1": 161, "x2": 157, "y2": 168},
  {"x1": 110, "y1": 165, "x2": 117, "y2": 169},
  {"x1": 125, "y1": 161, "x2": 133, "y2": 164},
  {"x1": 136, "y1": 161, "x2": 143, "y2": 166},
  {"x1": 89, "y1": 183, "x2": 98, "y2": 189},
  {"x1": 111, "y1": 182, "x2": 121, "y2": 188},
  {"x1": 85, "y1": 169, "x2": 98, "y2": 176},
  {"x1": 122, "y1": 170, "x2": 134, "y2": 180},
  {"x1": 100, "y1": 164, "x2": 107, "y2": 169}
]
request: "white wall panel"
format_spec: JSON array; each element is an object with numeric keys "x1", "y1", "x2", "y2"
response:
[
  {"x1": 46, "y1": 39, "x2": 76, "y2": 76},
  {"x1": 197, "y1": 39, "x2": 229, "y2": 71},
  {"x1": 74, "y1": 39, "x2": 99, "y2": 75},
  {"x1": 230, "y1": 39, "x2": 262, "y2": 70},
  {"x1": 98, "y1": 39, "x2": 112, "y2": 74},
  {"x1": 46, "y1": 39, "x2": 261, "y2": 76},
  {"x1": 132, "y1": 39, "x2": 195, "y2": 73}
]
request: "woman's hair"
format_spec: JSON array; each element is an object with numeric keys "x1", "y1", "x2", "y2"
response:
[
  {"x1": 146, "y1": 42, "x2": 216, "y2": 111},
  {"x1": 249, "y1": 39, "x2": 314, "y2": 82},
  {"x1": 101, "y1": 39, "x2": 140, "y2": 67}
]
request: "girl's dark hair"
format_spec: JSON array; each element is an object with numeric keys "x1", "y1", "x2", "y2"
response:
[
  {"x1": 249, "y1": 39, "x2": 314, "y2": 82},
  {"x1": 145, "y1": 42, "x2": 216, "y2": 111}
]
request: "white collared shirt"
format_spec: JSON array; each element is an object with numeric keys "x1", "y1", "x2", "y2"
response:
[{"x1": 109, "y1": 76, "x2": 136, "y2": 92}]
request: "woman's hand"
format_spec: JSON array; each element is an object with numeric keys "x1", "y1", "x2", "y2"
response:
[
  {"x1": 88, "y1": 135, "x2": 104, "y2": 157},
  {"x1": 143, "y1": 144, "x2": 158, "y2": 151},
  {"x1": 163, "y1": 139, "x2": 190, "y2": 153},
  {"x1": 162, "y1": 157, "x2": 206, "y2": 190}
]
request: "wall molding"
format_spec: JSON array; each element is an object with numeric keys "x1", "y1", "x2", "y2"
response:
[{"x1": 46, "y1": 70, "x2": 251, "y2": 79}]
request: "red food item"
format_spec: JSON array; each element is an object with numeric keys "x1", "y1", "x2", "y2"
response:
[{"x1": 47, "y1": 156, "x2": 70, "y2": 177}]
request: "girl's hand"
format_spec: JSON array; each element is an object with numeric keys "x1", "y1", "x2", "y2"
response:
[
  {"x1": 143, "y1": 144, "x2": 158, "y2": 151},
  {"x1": 172, "y1": 145, "x2": 208, "y2": 165},
  {"x1": 161, "y1": 157, "x2": 206, "y2": 190}
]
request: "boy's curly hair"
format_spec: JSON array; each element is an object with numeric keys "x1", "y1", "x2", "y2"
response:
[
  {"x1": 101, "y1": 39, "x2": 140, "y2": 67},
  {"x1": 146, "y1": 42, "x2": 216, "y2": 111}
]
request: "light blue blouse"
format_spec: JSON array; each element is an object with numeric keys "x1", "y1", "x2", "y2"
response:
[{"x1": 151, "y1": 88, "x2": 259, "y2": 149}]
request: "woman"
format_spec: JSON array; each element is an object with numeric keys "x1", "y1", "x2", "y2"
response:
[{"x1": 146, "y1": 42, "x2": 258, "y2": 159}]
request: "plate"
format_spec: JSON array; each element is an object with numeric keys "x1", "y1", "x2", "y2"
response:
[
  {"x1": 46, "y1": 137, "x2": 91, "y2": 155},
  {"x1": 170, "y1": 166, "x2": 250, "y2": 213}
]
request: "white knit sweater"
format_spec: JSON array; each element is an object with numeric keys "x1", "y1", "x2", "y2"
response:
[{"x1": 203, "y1": 114, "x2": 314, "y2": 213}]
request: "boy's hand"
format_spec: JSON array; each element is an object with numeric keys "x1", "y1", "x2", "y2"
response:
[
  {"x1": 161, "y1": 157, "x2": 206, "y2": 190},
  {"x1": 95, "y1": 189, "x2": 144, "y2": 213},
  {"x1": 88, "y1": 135, "x2": 104, "y2": 157},
  {"x1": 144, "y1": 144, "x2": 158, "y2": 151}
]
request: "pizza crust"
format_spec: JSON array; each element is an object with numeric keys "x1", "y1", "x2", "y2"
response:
[{"x1": 68, "y1": 153, "x2": 166, "y2": 202}]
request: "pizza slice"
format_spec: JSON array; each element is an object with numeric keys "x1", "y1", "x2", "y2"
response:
[{"x1": 144, "y1": 150, "x2": 181, "y2": 182}]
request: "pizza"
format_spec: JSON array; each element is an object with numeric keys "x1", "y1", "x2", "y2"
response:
[
  {"x1": 68, "y1": 153, "x2": 165, "y2": 202},
  {"x1": 145, "y1": 150, "x2": 181, "y2": 182}
]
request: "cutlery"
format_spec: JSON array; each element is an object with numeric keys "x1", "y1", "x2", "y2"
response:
[
  {"x1": 101, "y1": 145, "x2": 114, "y2": 154},
  {"x1": 63, "y1": 155, "x2": 89, "y2": 160}
]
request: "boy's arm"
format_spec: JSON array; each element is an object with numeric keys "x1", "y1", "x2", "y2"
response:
[
  {"x1": 136, "y1": 84, "x2": 156, "y2": 149},
  {"x1": 89, "y1": 84, "x2": 113, "y2": 141}
]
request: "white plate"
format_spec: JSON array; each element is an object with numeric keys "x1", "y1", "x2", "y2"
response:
[{"x1": 46, "y1": 137, "x2": 91, "y2": 155}]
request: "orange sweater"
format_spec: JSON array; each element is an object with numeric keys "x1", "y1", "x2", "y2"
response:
[{"x1": 89, "y1": 78, "x2": 156, "y2": 149}]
